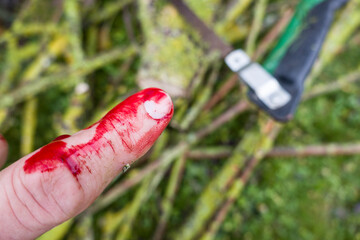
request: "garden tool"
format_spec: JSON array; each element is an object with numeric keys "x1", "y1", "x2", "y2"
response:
[{"x1": 170, "y1": 0, "x2": 349, "y2": 122}]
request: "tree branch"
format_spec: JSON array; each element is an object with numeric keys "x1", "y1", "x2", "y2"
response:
[{"x1": 188, "y1": 142, "x2": 360, "y2": 160}]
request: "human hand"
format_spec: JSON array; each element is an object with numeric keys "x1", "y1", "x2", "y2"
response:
[{"x1": 0, "y1": 88, "x2": 173, "y2": 240}]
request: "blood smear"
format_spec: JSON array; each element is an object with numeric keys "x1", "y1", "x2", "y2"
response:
[{"x1": 23, "y1": 88, "x2": 173, "y2": 179}]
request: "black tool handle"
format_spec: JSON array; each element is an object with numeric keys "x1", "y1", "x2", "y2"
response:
[{"x1": 248, "y1": 0, "x2": 349, "y2": 122}]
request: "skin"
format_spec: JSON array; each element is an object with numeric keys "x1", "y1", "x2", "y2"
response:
[{"x1": 0, "y1": 88, "x2": 173, "y2": 240}]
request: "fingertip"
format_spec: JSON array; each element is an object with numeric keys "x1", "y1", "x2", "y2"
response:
[
  {"x1": 0, "y1": 134, "x2": 8, "y2": 168},
  {"x1": 143, "y1": 88, "x2": 174, "y2": 120},
  {"x1": 94, "y1": 88, "x2": 173, "y2": 163}
]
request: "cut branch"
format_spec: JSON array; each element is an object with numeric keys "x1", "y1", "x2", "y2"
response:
[
  {"x1": 195, "y1": 100, "x2": 250, "y2": 139},
  {"x1": 303, "y1": 71, "x2": 360, "y2": 100},
  {"x1": 203, "y1": 74, "x2": 239, "y2": 111},
  {"x1": 188, "y1": 142, "x2": 360, "y2": 160},
  {"x1": 0, "y1": 46, "x2": 137, "y2": 109},
  {"x1": 267, "y1": 143, "x2": 360, "y2": 158},
  {"x1": 253, "y1": 8, "x2": 294, "y2": 61}
]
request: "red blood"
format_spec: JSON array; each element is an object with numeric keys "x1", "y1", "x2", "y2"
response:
[
  {"x1": 23, "y1": 141, "x2": 82, "y2": 176},
  {"x1": 52, "y1": 134, "x2": 71, "y2": 141},
  {"x1": 23, "y1": 88, "x2": 173, "y2": 178}
]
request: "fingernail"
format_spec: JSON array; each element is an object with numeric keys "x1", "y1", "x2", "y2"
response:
[{"x1": 143, "y1": 89, "x2": 173, "y2": 120}]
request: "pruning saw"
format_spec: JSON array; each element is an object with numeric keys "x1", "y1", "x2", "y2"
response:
[{"x1": 170, "y1": 0, "x2": 349, "y2": 122}]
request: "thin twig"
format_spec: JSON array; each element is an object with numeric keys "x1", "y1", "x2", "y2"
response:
[
  {"x1": 203, "y1": 74, "x2": 239, "y2": 111},
  {"x1": 180, "y1": 63, "x2": 221, "y2": 130},
  {"x1": 303, "y1": 71, "x2": 360, "y2": 100},
  {"x1": 153, "y1": 154, "x2": 187, "y2": 240},
  {"x1": 0, "y1": 46, "x2": 137, "y2": 109},
  {"x1": 123, "y1": 6, "x2": 137, "y2": 45},
  {"x1": 253, "y1": 8, "x2": 293, "y2": 61},
  {"x1": 245, "y1": 0, "x2": 268, "y2": 56},
  {"x1": 215, "y1": 0, "x2": 252, "y2": 42},
  {"x1": 89, "y1": 0, "x2": 133, "y2": 23},
  {"x1": 189, "y1": 142, "x2": 360, "y2": 160},
  {"x1": 267, "y1": 143, "x2": 360, "y2": 158},
  {"x1": 187, "y1": 146, "x2": 233, "y2": 160},
  {"x1": 195, "y1": 100, "x2": 250, "y2": 139}
]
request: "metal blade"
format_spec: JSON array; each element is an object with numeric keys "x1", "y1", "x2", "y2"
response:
[{"x1": 170, "y1": 0, "x2": 233, "y2": 58}]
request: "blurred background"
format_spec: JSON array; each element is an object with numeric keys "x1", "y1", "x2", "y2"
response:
[{"x1": 1, "y1": 0, "x2": 360, "y2": 239}]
